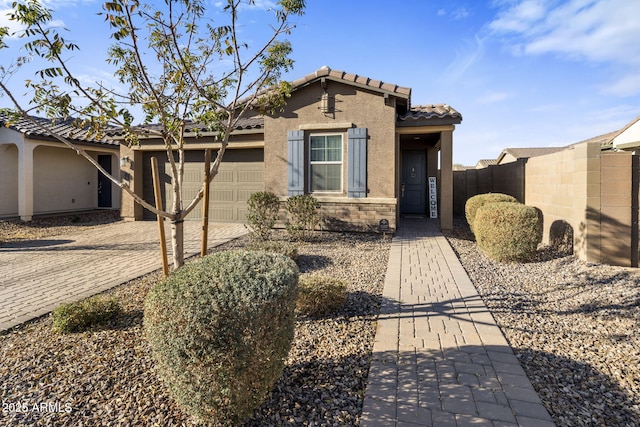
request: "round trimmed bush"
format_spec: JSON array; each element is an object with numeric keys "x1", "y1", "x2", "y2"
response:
[
  {"x1": 246, "y1": 240, "x2": 299, "y2": 261},
  {"x1": 144, "y1": 250, "x2": 299, "y2": 425},
  {"x1": 296, "y1": 275, "x2": 348, "y2": 317},
  {"x1": 465, "y1": 193, "x2": 518, "y2": 235},
  {"x1": 474, "y1": 202, "x2": 543, "y2": 262}
]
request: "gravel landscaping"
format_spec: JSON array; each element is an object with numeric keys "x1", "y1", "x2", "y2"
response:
[
  {"x1": 2, "y1": 212, "x2": 639, "y2": 426},
  {"x1": 445, "y1": 217, "x2": 640, "y2": 427},
  {"x1": 0, "y1": 214, "x2": 390, "y2": 426}
]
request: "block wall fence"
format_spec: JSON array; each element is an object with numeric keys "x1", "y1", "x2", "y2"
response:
[{"x1": 453, "y1": 142, "x2": 639, "y2": 267}]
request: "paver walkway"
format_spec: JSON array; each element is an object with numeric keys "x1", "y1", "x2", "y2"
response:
[
  {"x1": 360, "y1": 219, "x2": 555, "y2": 427},
  {"x1": 0, "y1": 220, "x2": 247, "y2": 331}
]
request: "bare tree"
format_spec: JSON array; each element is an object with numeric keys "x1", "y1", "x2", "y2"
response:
[{"x1": 0, "y1": 0, "x2": 304, "y2": 268}]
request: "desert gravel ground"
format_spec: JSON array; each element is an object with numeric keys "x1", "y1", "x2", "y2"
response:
[
  {"x1": 1, "y1": 212, "x2": 639, "y2": 426},
  {"x1": 1, "y1": 212, "x2": 390, "y2": 426},
  {"x1": 445, "y1": 218, "x2": 640, "y2": 427}
]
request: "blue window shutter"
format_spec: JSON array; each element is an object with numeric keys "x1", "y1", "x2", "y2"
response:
[
  {"x1": 287, "y1": 130, "x2": 305, "y2": 196},
  {"x1": 348, "y1": 127, "x2": 367, "y2": 198}
]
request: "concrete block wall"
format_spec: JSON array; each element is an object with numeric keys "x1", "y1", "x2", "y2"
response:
[
  {"x1": 454, "y1": 141, "x2": 638, "y2": 267},
  {"x1": 600, "y1": 152, "x2": 635, "y2": 266},
  {"x1": 525, "y1": 142, "x2": 601, "y2": 262}
]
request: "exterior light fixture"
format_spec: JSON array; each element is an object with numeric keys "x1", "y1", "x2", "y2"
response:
[
  {"x1": 120, "y1": 156, "x2": 130, "y2": 167},
  {"x1": 320, "y1": 92, "x2": 330, "y2": 113}
]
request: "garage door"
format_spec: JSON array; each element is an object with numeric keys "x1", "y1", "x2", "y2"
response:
[{"x1": 143, "y1": 149, "x2": 264, "y2": 221}]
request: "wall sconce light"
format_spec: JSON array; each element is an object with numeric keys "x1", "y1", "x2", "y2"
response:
[
  {"x1": 320, "y1": 92, "x2": 330, "y2": 113},
  {"x1": 120, "y1": 156, "x2": 130, "y2": 167}
]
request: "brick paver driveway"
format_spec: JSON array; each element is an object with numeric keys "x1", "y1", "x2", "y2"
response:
[{"x1": 0, "y1": 221, "x2": 247, "y2": 331}]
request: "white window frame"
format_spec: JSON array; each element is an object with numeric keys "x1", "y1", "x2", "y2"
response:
[{"x1": 308, "y1": 133, "x2": 343, "y2": 193}]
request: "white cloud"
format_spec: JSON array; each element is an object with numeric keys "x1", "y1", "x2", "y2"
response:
[
  {"x1": 444, "y1": 35, "x2": 486, "y2": 83},
  {"x1": 0, "y1": 8, "x2": 22, "y2": 38},
  {"x1": 452, "y1": 7, "x2": 470, "y2": 20},
  {"x1": 237, "y1": 0, "x2": 276, "y2": 11},
  {"x1": 488, "y1": 0, "x2": 640, "y2": 96}
]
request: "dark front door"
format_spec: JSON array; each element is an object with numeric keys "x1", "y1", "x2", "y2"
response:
[
  {"x1": 401, "y1": 150, "x2": 426, "y2": 214},
  {"x1": 98, "y1": 155, "x2": 112, "y2": 208}
]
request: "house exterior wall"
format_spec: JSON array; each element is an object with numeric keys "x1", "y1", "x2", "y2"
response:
[
  {"x1": 32, "y1": 145, "x2": 111, "y2": 214},
  {"x1": 263, "y1": 80, "x2": 399, "y2": 231},
  {"x1": 0, "y1": 143, "x2": 19, "y2": 217}
]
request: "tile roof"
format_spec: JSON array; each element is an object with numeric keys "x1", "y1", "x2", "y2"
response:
[
  {"x1": 399, "y1": 104, "x2": 463, "y2": 123},
  {"x1": 136, "y1": 116, "x2": 264, "y2": 137},
  {"x1": 1, "y1": 114, "x2": 119, "y2": 146},
  {"x1": 475, "y1": 159, "x2": 497, "y2": 169},
  {"x1": 498, "y1": 147, "x2": 566, "y2": 162},
  {"x1": 291, "y1": 66, "x2": 412, "y2": 98}
]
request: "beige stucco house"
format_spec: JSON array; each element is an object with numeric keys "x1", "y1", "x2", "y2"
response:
[
  {"x1": 119, "y1": 67, "x2": 462, "y2": 231},
  {"x1": 0, "y1": 115, "x2": 121, "y2": 221}
]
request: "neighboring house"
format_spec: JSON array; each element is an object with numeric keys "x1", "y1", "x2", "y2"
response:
[
  {"x1": 475, "y1": 159, "x2": 497, "y2": 169},
  {"x1": 0, "y1": 115, "x2": 121, "y2": 221},
  {"x1": 120, "y1": 66, "x2": 463, "y2": 231},
  {"x1": 495, "y1": 147, "x2": 566, "y2": 165},
  {"x1": 607, "y1": 114, "x2": 640, "y2": 152}
]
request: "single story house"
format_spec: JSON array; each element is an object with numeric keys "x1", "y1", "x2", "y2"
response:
[
  {"x1": 0, "y1": 115, "x2": 121, "y2": 221},
  {"x1": 120, "y1": 67, "x2": 463, "y2": 232},
  {"x1": 495, "y1": 147, "x2": 566, "y2": 165}
]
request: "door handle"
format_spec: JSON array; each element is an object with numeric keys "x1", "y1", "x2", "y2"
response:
[{"x1": 401, "y1": 183, "x2": 405, "y2": 198}]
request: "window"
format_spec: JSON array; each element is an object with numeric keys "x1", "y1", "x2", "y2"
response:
[{"x1": 309, "y1": 134, "x2": 342, "y2": 192}]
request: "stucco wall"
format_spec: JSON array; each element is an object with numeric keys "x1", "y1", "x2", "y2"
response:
[
  {"x1": 262, "y1": 80, "x2": 399, "y2": 231},
  {"x1": 264, "y1": 80, "x2": 398, "y2": 199},
  {"x1": 33, "y1": 145, "x2": 99, "y2": 213},
  {"x1": 0, "y1": 143, "x2": 19, "y2": 217}
]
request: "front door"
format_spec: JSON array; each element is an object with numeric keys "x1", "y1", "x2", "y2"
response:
[
  {"x1": 401, "y1": 150, "x2": 426, "y2": 214},
  {"x1": 97, "y1": 155, "x2": 112, "y2": 208}
]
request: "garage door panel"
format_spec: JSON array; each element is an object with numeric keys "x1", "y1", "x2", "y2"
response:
[
  {"x1": 238, "y1": 170, "x2": 263, "y2": 183},
  {"x1": 143, "y1": 149, "x2": 264, "y2": 221},
  {"x1": 211, "y1": 189, "x2": 235, "y2": 202}
]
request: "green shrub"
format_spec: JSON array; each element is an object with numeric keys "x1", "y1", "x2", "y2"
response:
[
  {"x1": 246, "y1": 240, "x2": 299, "y2": 261},
  {"x1": 465, "y1": 193, "x2": 518, "y2": 235},
  {"x1": 285, "y1": 194, "x2": 320, "y2": 241},
  {"x1": 144, "y1": 250, "x2": 299, "y2": 426},
  {"x1": 245, "y1": 191, "x2": 281, "y2": 241},
  {"x1": 52, "y1": 297, "x2": 121, "y2": 333},
  {"x1": 296, "y1": 275, "x2": 348, "y2": 317},
  {"x1": 474, "y1": 202, "x2": 543, "y2": 262}
]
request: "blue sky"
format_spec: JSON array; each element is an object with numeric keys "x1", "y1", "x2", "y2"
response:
[{"x1": 2, "y1": 0, "x2": 640, "y2": 166}]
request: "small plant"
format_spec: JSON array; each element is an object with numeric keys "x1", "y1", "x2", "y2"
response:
[
  {"x1": 245, "y1": 191, "x2": 281, "y2": 241},
  {"x1": 465, "y1": 193, "x2": 518, "y2": 235},
  {"x1": 285, "y1": 194, "x2": 320, "y2": 241},
  {"x1": 247, "y1": 240, "x2": 299, "y2": 261},
  {"x1": 296, "y1": 275, "x2": 348, "y2": 317},
  {"x1": 144, "y1": 250, "x2": 299, "y2": 426},
  {"x1": 474, "y1": 202, "x2": 542, "y2": 262},
  {"x1": 52, "y1": 297, "x2": 121, "y2": 333}
]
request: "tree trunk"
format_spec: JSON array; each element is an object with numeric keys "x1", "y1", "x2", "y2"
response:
[{"x1": 171, "y1": 219, "x2": 185, "y2": 269}]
